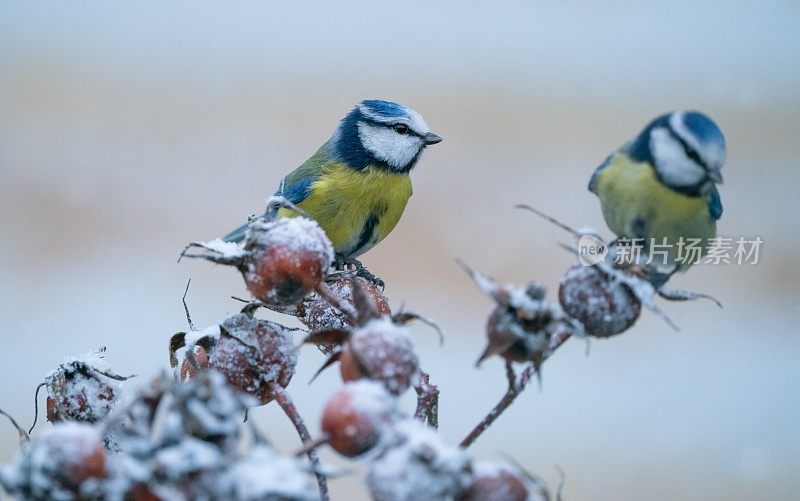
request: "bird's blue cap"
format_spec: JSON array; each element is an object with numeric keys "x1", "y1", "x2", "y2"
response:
[
  {"x1": 681, "y1": 111, "x2": 726, "y2": 152},
  {"x1": 359, "y1": 99, "x2": 409, "y2": 119}
]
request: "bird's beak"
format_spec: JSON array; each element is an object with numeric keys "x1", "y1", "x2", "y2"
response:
[
  {"x1": 707, "y1": 168, "x2": 723, "y2": 184},
  {"x1": 423, "y1": 132, "x2": 443, "y2": 145}
]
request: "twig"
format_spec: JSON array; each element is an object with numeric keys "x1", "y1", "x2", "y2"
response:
[
  {"x1": 515, "y1": 204, "x2": 584, "y2": 238},
  {"x1": 460, "y1": 332, "x2": 573, "y2": 449},
  {"x1": 413, "y1": 370, "x2": 440, "y2": 429},
  {"x1": 293, "y1": 435, "x2": 330, "y2": 457},
  {"x1": 1, "y1": 408, "x2": 30, "y2": 443},
  {"x1": 460, "y1": 361, "x2": 531, "y2": 448},
  {"x1": 269, "y1": 384, "x2": 329, "y2": 501},
  {"x1": 315, "y1": 282, "x2": 357, "y2": 321}
]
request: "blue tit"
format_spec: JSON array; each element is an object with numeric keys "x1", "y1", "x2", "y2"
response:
[
  {"x1": 588, "y1": 110, "x2": 725, "y2": 275},
  {"x1": 224, "y1": 99, "x2": 442, "y2": 270}
]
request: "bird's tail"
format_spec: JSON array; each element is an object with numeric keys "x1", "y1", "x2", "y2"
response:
[
  {"x1": 223, "y1": 201, "x2": 279, "y2": 243},
  {"x1": 222, "y1": 222, "x2": 250, "y2": 243}
]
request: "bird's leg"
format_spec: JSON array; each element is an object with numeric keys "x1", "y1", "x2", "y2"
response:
[
  {"x1": 342, "y1": 256, "x2": 385, "y2": 290},
  {"x1": 333, "y1": 253, "x2": 348, "y2": 271}
]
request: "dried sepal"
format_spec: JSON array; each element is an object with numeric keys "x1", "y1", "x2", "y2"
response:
[
  {"x1": 460, "y1": 260, "x2": 575, "y2": 370},
  {"x1": 302, "y1": 328, "x2": 351, "y2": 347},
  {"x1": 392, "y1": 310, "x2": 445, "y2": 346},
  {"x1": 181, "y1": 216, "x2": 334, "y2": 307},
  {"x1": 308, "y1": 351, "x2": 342, "y2": 384}
]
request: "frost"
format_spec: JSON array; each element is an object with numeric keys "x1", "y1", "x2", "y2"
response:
[
  {"x1": 221, "y1": 444, "x2": 318, "y2": 501},
  {"x1": 0, "y1": 371, "x2": 322, "y2": 500},
  {"x1": 42, "y1": 347, "x2": 130, "y2": 425},
  {"x1": 341, "y1": 380, "x2": 399, "y2": 424},
  {"x1": 366, "y1": 420, "x2": 472, "y2": 501},
  {"x1": 195, "y1": 238, "x2": 246, "y2": 259},
  {"x1": 349, "y1": 317, "x2": 420, "y2": 395},
  {"x1": 1, "y1": 422, "x2": 106, "y2": 500},
  {"x1": 152, "y1": 437, "x2": 224, "y2": 481},
  {"x1": 248, "y1": 217, "x2": 334, "y2": 270}
]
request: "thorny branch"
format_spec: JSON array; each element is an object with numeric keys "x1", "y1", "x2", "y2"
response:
[
  {"x1": 269, "y1": 383, "x2": 329, "y2": 501},
  {"x1": 460, "y1": 332, "x2": 573, "y2": 449}
]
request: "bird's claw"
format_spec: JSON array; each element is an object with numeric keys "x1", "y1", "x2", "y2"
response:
[
  {"x1": 333, "y1": 254, "x2": 385, "y2": 289},
  {"x1": 356, "y1": 267, "x2": 385, "y2": 290}
]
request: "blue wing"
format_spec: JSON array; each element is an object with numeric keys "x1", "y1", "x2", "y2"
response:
[
  {"x1": 708, "y1": 185, "x2": 723, "y2": 220},
  {"x1": 222, "y1": 146, "x2": 328, "y2": 243},
  {"x1": 279, "y1": 174, "x2": 315, "y2": 205}
]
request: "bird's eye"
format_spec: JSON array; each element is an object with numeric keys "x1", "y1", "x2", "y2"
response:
[{"x1": 392, "y1": 124, "x2": 409, "y2": 135}]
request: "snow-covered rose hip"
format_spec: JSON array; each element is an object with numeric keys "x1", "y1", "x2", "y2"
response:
[
  {"x1": 559, "y1": 264, "x2": 641, "y2": 337},
  {"x1": 320, "y1": 381, "x2": 396, "y2": 458},
  {"x1": 181, "y1": 216, "x2": 333, "y2": 307},
  {"x1": 339, "y1": 317, "x2": 419, "y2": 395},
  {"x1": 366, "y1": 420, "x2": 472, "y2": 501},
  {"x1": 243, "y1": 218, "x2": 333, "y2": 305},
  {"x1": 170, "y1": 311, "x2": 298, "y2": 405},
  {"x1": 41, "y1": 348, "x2": 131, "y2": 426},
  {"x1": 458, "y1": 461, "x2": 550, "y2": 501},
  {"x1": 0, "y1": 423, "x2": 107, "y2": 499}
]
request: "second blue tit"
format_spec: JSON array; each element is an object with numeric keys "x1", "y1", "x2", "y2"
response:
[
  {"x1": 224, "y1": 99, "x2": 442, "y2": 267},
  {"x1": 588, "y1": 110, "x2": 726, "y2": 276}
]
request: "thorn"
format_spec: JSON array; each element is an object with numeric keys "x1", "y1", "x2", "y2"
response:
[
  {"x1": 309, "y1": 351, "x2": 342, "y2": 384},
  {"x1": 28, "y1": 382, "x2": 46, "y2": 435},
  {"x1": 182, "y1": 278, "x2": 196, "y2": 331},
  {"x1": 515, "y1": 204, "x2": 582, "y2": 238}
]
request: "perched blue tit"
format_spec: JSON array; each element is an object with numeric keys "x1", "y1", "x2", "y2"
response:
[
  {"x1": 224, "y1": 99, "x2": 442, "y2": 272},
  {"x1": 588, "y1": 110, "x2": 725, "y2": 276}
]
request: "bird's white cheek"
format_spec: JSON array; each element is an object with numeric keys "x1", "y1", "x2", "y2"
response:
[
  {"x1": 358, "y1": 124, "x2": 421, "y2": 169},
  {"x1": 650, "y1": 128, "x2": 706, "y2": 187}
]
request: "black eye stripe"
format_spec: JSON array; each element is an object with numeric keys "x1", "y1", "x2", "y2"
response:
[
  {"x1": 670, "y1": 129, "x2": 706, "y2": 168},
  {"x1": 361, "y1": 117, "x2": 424, "y2": 138}
]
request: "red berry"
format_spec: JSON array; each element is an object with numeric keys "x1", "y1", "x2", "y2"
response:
[
  {"x1": 339, "y1": 317, "x2": 419, "y2": 395},
  {"x1": 320, "y1": 381, "x2": 395, "y2": 457},
  {"x1": 458, "y1": 462, "x2": 541, "y2": 501},
  {"x1": 243, "y1": 218, "x2": 333, "y2": 306},
  {"x1": 4, "y1": 423, "x2": 107, "y2": 498},
  {"x1": 559, "y1": 264, "x2": 641, "y2": 337}
]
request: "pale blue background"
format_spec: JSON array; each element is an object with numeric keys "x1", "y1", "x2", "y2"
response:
[{"x1": 1, "y1": 2, "x2": 798, "y2": 499}]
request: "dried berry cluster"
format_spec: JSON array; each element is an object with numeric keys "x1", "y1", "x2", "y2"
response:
[
  {"x1": 1, "y1": 204, "x2": 717, "y2": 500},
  {"x1": 1, "y1": 369, "x2": 318, "y2": 500}
]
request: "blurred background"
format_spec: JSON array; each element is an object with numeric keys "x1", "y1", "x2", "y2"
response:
[{"x1": 1, "y1": 1, "x2": 798, "y2": 499}]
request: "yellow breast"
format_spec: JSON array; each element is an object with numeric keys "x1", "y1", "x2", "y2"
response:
[
  {"x1": 592, "y1": 153, "x2": 716, "y2": 270},
  {"x1": 278, "y1": 163, "x2": 412, "y2": 256}
]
